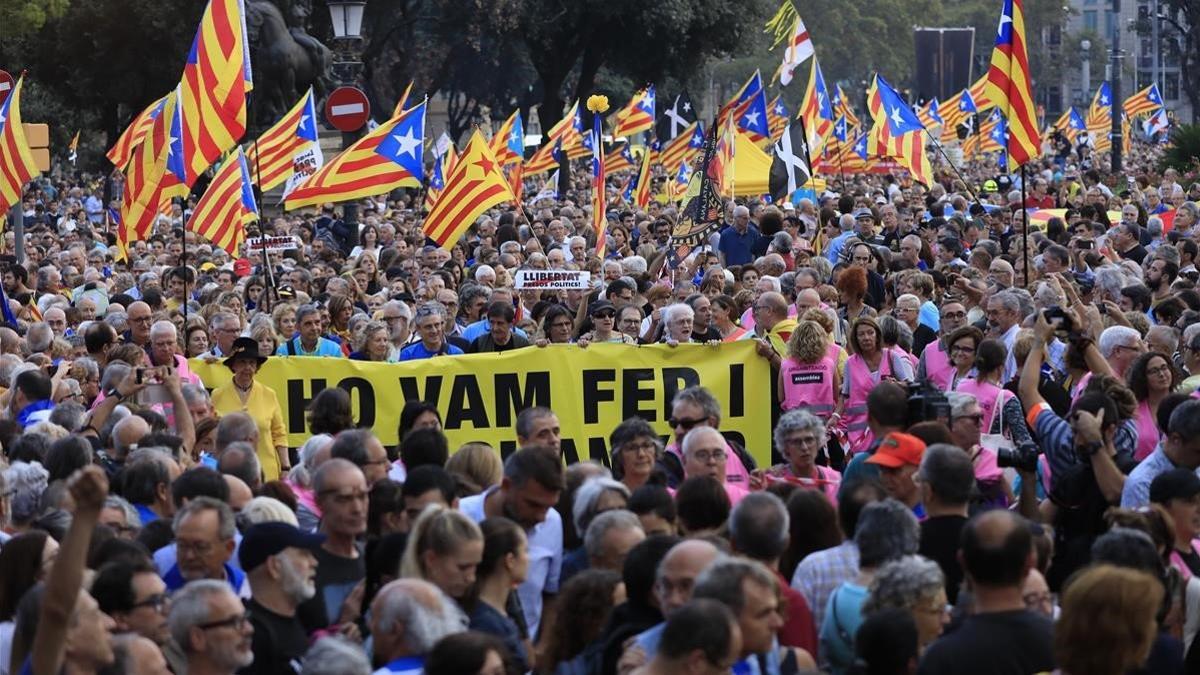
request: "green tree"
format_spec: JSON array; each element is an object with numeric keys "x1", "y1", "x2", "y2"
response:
[
  {"x1": 1160, "y1": 0, "x2": 1200, "y2": 122},
  {"x1": 0, "y1": 0, "x2": 71, "y2": 38}
]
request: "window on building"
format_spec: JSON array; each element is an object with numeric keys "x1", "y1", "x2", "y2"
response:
[
  {"x1": 1165, "y1": 73, "x2": 1179, "y2": 100},
  {"x1": 1084, "y1": 10, "x2": 1098, "y2": 31}
]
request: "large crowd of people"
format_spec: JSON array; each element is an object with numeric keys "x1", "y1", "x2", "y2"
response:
[{"x1": 0, "y1": 134, "x2": 1197, "y2": 675}]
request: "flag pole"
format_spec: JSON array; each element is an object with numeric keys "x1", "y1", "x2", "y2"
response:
[
  {"x1": 1019, "y1": 162, "x2": 1029, "y2": 288},
  {"x1": 832, "y1": 134, "x2": 847, "y2": 193},
  {"x1": 922, "y1": 129, "x2": 985, "y2": 210},
  {"x1": 180, "y1": 210, "x2": 188, "y2": 321},
  {"x1": 249, "y1": 118, "x2": 275, "y2": 315}
]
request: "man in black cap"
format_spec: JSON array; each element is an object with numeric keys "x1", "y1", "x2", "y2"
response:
[
  {"x1": 1150, "y1": 469, "x2": 1200, "y2": 577},
  {"x1": 239, "y1": 522, "x2": 326, "y2": 675}
]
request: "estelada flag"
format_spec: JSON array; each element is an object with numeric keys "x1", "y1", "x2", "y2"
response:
[
  {"x1": 0, "y1": 76, "x2": 42, "y2": 215},
  {"x1": 423, "y1": 130, "x2": 515, "y2": 249}
]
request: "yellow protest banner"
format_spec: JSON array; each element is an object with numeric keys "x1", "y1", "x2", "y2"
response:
[{"x1": 191, "y1": 341, "x2": 774, "y2": 466}]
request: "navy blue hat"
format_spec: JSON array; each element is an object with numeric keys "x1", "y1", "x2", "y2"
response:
[{"x1": 238, "y1": 522, "x2": 326, "y2": 571}]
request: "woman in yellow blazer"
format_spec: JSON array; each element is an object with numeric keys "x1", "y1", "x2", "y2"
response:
[{"x1": 211, "y1": 337, "x2": 290, "y2": 480}]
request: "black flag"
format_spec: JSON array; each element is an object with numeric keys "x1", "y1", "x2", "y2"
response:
[
  {"x1": 769, "y1": 122, "x2": 812, "y2": 203},
  {"x1": 656, "y1": 90, "x2": 697, "y2": 142}
]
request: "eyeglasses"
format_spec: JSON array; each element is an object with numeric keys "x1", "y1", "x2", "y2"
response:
[
  {"x1": 690, "y1": 449, "x2": 726, "y2": 463},
  {"x1": 623, "y1": 441, "x2": 658, "y2": 455},
  {"x1": 950, "y1": 344, "x2": 976, "y2": 354},
  {"x1": 1147, "y1": 365, "x2": 1173, "y2": 377},
  {"x1": 941, "y1": 311, "x2": 966, "y2": 320},
  {"x1": 594, "y1": 311, "x2": 615, "y2": 319},
  {"x1": 198, "y1": 610, "x2": 251, "y2": 631},
  {"x1": 668, "y1": 416, "x2": 706, "y2": 430},
  {"x1": 129, "y1": 316, "x2": 152, "y2": 324},
  {"x1": 132, "y1": 594, "x2": 169, "y2": 612},
  {"x1": 784, "y1": 435, "x2": 821, "y2": 448},
  {"x1": 176, "y1": 539, "x2": 219, "y2": 556},
  {"x1": 954, "y1": 413, "x2": 984, "y2": 424}
]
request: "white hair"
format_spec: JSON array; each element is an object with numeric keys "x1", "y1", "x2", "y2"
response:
[
  {"x1": 373, "y1": 581, "x2": 466, "y2": 655},
  {"x1": 1098, "y1": 325, "x2": 1143, "y2": 358},
  {"x1": 474, "y1": 265, "x2": 495, "y2": 281},
  {"x1": 301, "y1": 637, "x2": 372, "y2": 675},
  {"x1": 620, "y1": 256, "x2": 648, "y2": 276},
  {"x1": 661, "y1": 303, "x2": 695, "y2": 328},
  {"x1": 758, "y1": 275, "x2": 782, "y2": 293},
  {"x1": 150, "y1": 320, "x2": 177, "y2": 340}
]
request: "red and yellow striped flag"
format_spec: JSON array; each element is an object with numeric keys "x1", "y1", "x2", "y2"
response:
[
  {"x1": 392, "y1": 80, "x2": 414, "y2": 117},
  {"x1": 422, "y1": 130, "x2": 515, "y2": 249},
  {"x1": 983, "y1": 0, "x2": 1040, "y2": 167},
  {"x1": 633, "y1": 146, "x2": 652, "y2": 209},
  {"x1": 245, "y1": 87, "x2": 320, "y2": 191},
  {"x1": 120, "y1": 91, "x2": 178, "y2": 260},
  {"x1": 612, "y1": 85, "x2": 655, "y2": 139},
  {"x1": 178, "y1": 0, "x2": 253, "y2": 186},
  {"x1": 107, "y1": 95, "x2": 168, "y2": 169},
  {"x1": 187, "y1": 146, "x2": 256, "y2": 255},
  {"x1": 0, "y1": 76, "x2": 42, "y2": 215}
]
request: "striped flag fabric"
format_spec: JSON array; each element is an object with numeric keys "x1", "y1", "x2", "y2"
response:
[
  {"x1": 866, "y1": 74, "x2": 933, "y2": 186},
  {"x1": 1123, "y1": 83, "x2": 1164, "y2": 119},
  {"x1": 916, "y1": 99, "x2": 943, "y2": 130},
  {"x1": 550, "y1": 101, "x2": 584, "y2": 155},
  {"x1": 633, "y1": 146, "x2": 653, "y2": 209},
  {"x1": 606, "y1": 143, "x2": 636, "y2": 173},
  {"x1": 984, "y1": 0, "x2": 1040, "y2": 167},
  {"x1": 1086, "y1": 82, "x2": 1113, "y2": 152},
  {"x1": 590, "y1": 102, "x2": 607, "y2": 257},
  {"x1": 667, "y1": 161, "x2": 689, "y2": 202},
  {"x1": 178, "y1": 0, "x2": 253, "y2": 186},
  {"x1": 1144, "y1": 109, "x2": 1169, "y2": 137},
  {"x1": 1052, "y1": 107, "x2": 1087, "y2": 142},
  {"x1": 424, "y1": 144, "x2": 458, "y2": 211},
  {"x1": 968, "y1": 73, "x2": 992, "y2": 112},
  {"x1": 107, "y1": 95, "x2": 168, "y2": 169},
  {"x1": 524, "y1": 138, "x2": 561, "y2": 176},
  {"x1": 422, "y1": 130, "x2": 514, "y2": 249},
  {"x1": 832, "y1": 84, "x2": 860, "y2": 128},
  {"x1": 612, "y1": 85, "x2": 655, "y2": 139},
  {"x1": 508, "y1": 161, "x2": 524, "y2": 203},
  {"x1": 938, "y1": 89, "x2": 977, "y2": 142},
  {"x1": 707, "y1": 117, "x2": 736, "y2": 198},
  {"x1": 392, "y1": 80, "x2": 415, "y2": 117},
  {"x1": 187, "y1": 146, "x2": 256, "y2": 255},
  {"x1": 767, "y1": 96, "x2": 790, "y2": 142},
  {"x1": 658, "y1": 121, "x2": 704, "y2": 175},
  {"x1": 490, "y1": 110, "x2": 525, "y2": 165},
  {"x1": 718, "y1": 71, "x2": 763, "y2": 126},
  {"x1": 799, "y1": 58, "x2": 835, "y2": 160},
  {"x1": 0, "y1": 76, "x2": 41, "y2": 215},
  {"x1": 285, "y1": 102, "x2": 426, "y2": 210},
  {"x1": 245, "y1": 87, "x2": 322, "y2": 193},
  {"x1": 68, "y1": 131, "x2": 80, "y2": 165},
  {"x1": 120, "y1": 91, "x2": 178, "y2": 259},
  {"x1": 978, "y1": 111, "x2": 1006, "y2": 154}
]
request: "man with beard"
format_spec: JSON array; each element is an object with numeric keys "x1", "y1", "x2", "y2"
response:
[
  {"x1": 3, "y1": 264, "x2": 34, "y2": 305},
  {"x1": 239, "y1": 523, "x2": 326, "y2": 675},
  {"x1": 169, "y1": 580, "x2": 255, "y2": 675},
  {"x1": 1146, "y1": 258, "x2": 1178, "y2": 304}
]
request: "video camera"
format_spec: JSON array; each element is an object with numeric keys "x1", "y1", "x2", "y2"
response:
[{"x1": 906, "y1": 382, "x2": 951, "y2": 425}]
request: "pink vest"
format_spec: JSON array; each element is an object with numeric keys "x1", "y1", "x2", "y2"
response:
[
  {"x1": 780, "y1": 355, "x2": 837, "y2": 416},
  {"x1": 954, "y1": 379, "x2": 1012, "y2": 433},
  {"x1": 922, "y1": 340, "x2": 954, "y2": 391},
  {"x1": 1134, "y1": 400, "x2": 1160, "y2": 461},
  {"x1": 844, "y1": 349, "x2": 897, "y2": 454}
]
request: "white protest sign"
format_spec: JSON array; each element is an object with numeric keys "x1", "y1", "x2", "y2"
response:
[{"x1": 514, "y1": 270, "x2": 591, "y2": 290}]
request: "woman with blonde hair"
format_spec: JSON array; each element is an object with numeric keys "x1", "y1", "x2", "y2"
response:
[
  {"x1": 272, "y1": 303, "x2": 298, "y2": 341},
  {"x1": 349, "y1": 320, "x2": 393, "y2": 362},
  {"x1": 779, "y1": 320, "x2": 841, "y2": 423},
  {"x1": 352, "y1": 251, "x2": 382, "y2": 295},
  {"x1": 249, "y1": 322, "x2": 280, "y2": 361},
  {"x1": 400, "y1": 504, "x2": 484, "y2": 604},
  {"x1": 445, "y1": 443, "x2": 503, "y2": 497},
  {"x1": 1054, "y1": 565, "x2": 1162, "y2": 675}
]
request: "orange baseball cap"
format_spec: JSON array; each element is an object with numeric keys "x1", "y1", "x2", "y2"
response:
[{"x1": 865, "y1": 432, "x2": 926, "y2": 469}]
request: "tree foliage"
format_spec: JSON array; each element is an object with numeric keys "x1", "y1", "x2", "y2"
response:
[
  {"x1": 0, "y1": 0, "x2": 71, "y2": 39},
  {"x1": 1159, "y1": 123, "x2": 1200, "y2": 174},
  {"x1": 1161, "y1": 0, "x2": 1200, "y2": 122}
]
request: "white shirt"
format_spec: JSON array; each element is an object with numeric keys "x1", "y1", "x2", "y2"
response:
[
  {"x1": 1001, "y1": 323, "x2": 1021, "y2": 383},
  {"x1": 460, "y1": 487, "x2": 562, "y2": 637}
]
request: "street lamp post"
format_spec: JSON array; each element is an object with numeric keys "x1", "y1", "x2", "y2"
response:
[
  {"x1": 1110, "y1": 0, "x2": 1122, "y2": 173},
  {"x1": 328, "y1": 0, "x2": 367, "y2": 235},
  {"x1": 1081, "y1": 39, "x2": 1091, "y2": 104}
]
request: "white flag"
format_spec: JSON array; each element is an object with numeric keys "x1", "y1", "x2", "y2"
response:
[
  {"x1": 434, "y1": 131, "x2": 453, "y2": 158},
  {"x1": 778, "y1": 16, "x2": 815, "y2": 86}
]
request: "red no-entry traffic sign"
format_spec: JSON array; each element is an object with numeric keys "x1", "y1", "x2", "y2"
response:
[
  {"x1": 0, "y1": 71, "x2": 14, "y2": 107},
  {"x1": 325, "y1": 86, "x2": 370, "y2": 133}
]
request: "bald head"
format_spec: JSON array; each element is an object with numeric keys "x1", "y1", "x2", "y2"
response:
[
  {"x1": 113, "y1": 415, "x2": 151, "y2": 459},
  {"x1": 756, "y1": 291, "x2": 789, "y2": 329},
  {"x1": 795, "y1": 288, "x2": 821, "y2": 313},
  {"x1": 961, "y1": 510, "x2": 1034, "y2": 589},
  {"x1": 223, "y1": 475, "x2": 253, "y2": 511},
  {"x1": 657, "y1": 540, "x2": 722, "y2": 615}
]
